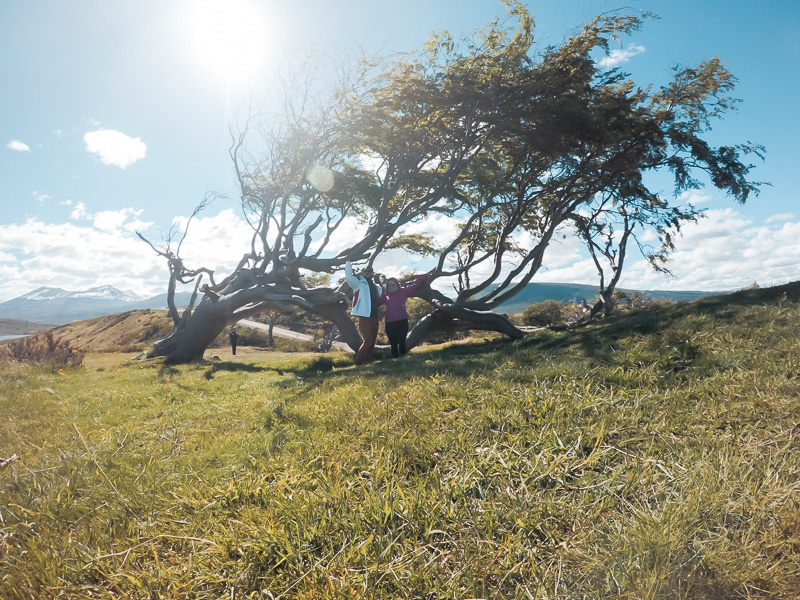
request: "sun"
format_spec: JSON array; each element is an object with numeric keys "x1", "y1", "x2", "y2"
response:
[{"x1": 189, "y1": 0, "x2": 273, "y2": 81}]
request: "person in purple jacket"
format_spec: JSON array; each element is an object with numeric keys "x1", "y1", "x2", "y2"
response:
[{"x1": 379, "y1": 273, "x2": 429, "y2": 358}]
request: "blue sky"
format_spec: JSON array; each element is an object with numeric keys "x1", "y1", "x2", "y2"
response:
[{"x1": 1, "y1": 0, "x2": 798, "y2": 303}]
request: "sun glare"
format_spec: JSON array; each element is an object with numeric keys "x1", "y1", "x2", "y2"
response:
[{"x1": 190, "y1": 0, "x2": 273, "y2": 81}]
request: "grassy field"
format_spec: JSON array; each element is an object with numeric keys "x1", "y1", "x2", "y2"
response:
[{"x1": 1, "y1": 283, "x2": 799, "y2": 599}]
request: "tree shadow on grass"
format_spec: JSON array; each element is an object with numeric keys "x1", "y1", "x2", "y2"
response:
[
  {"x1": 203, "y1": 361, "x2": 273, "y2": 379},
  {"x1": 199, "y1": 281, "x2": 800, "y2": 387},
  {"x1": 346, "y1": 281, "x2": 800, "y2": 382}
]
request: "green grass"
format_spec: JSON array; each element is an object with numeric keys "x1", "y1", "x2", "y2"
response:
[{"x1": 2, "y1": 283, "x2": 800, "y2": 599}]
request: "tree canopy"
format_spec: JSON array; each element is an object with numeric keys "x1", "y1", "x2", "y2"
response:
[{"x1": 140, "y1": 2, "x2": 762, "y2": 364}]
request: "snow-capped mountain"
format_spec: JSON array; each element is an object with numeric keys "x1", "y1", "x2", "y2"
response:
[
  {"x1": 66, "y1": 286, "x2": 141, "y2": 302},
  {"x1": 19, "y1": 286, "x2": 142, "y2": 302},
  {"x1": 0, "y1": 286, "x2": 191, "y2": 324},
  {"x1": 17, "y1": 287, "x2": 71, "y2": 301}
]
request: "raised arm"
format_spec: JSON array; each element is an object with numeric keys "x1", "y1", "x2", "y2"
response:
[
  {"x1": 404, "y1": 273, "x2": 428, "y2": 294},
  {"x1": 344, "y1": 261, "x2": 360, "y2": 290}
]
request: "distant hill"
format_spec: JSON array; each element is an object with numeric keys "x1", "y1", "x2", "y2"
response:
[
  {"x1": 0, "y1": 319, "x2": 60, "y2": 336},
  {"x1": 0, "y1": 286, "x2": 193, "y2": 324},
  {"x1": 0, "y1": 283, "x2": 721, "y2": 325},
  {"x1": 492, "y1": 282, "x2": 721, "y2": 314},
  {"x1": 0, "y1": 309, "x2": 176, "y2": 355}
]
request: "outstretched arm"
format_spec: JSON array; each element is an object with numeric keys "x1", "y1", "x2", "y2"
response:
[
  {"x1": 403, "y1": 273, "x2": 429, "y2": 296},
  {"x1": 344, "y1": 261, "x2": 360, "y2": 290}
]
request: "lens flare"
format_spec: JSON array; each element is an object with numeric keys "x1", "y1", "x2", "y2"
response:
[{"x1": 306, "y1": 164, "x2": 335, "y2": 193}]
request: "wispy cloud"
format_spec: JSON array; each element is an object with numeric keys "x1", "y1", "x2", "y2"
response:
[
  {"x1": 69, "y1": 202, "x2": 92, "y2": 220},
  {"x1": 94, "y1": 208, "x2": 150, "y2": 233},
  {"x1": 765, "y1": 212, "x2": 795, "y2": 224},
  {"x1": 7, "y1": 140, "x2": 31, "y2": 152},
  {"x1": 599, "y1": 44, "x2": 646, "y2": 69},
  {"x1": 83, "y1": 129, "x2": 147, "y2": 169}
]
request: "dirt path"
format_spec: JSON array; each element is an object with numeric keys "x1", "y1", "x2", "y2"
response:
[{"x1": 237, "y1": 319, "x2": 351, "y2": 351}]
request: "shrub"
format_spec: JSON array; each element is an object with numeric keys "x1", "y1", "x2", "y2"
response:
[
  {"x1": 522, "y1": 299, "x2": 565, "y2": 327},
  {"x1": 0, "y1": 332, "x2": 84, "y2": 368},
  {"x1": 623, "y1": 291, "x2": 654, "y2": 311},
  {"x1": 406, "y1": 297, "x2": 434, "y2": 328},
  {"x1": 138, "y1": 322, "x2": 172, "y2": 342}
]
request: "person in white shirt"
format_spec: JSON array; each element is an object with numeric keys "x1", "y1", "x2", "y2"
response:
[{"x1": 344, "y1": 261, "x2": 380, "y2": 364}]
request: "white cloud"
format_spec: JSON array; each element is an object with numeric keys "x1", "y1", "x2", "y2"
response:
[
  {"x1": 599, "y1": 44, "x2": 646, "y2": 69},
  {"x1": 525, "y1": 223, "x2": 585, "y2": 268},
  {"x1": 0, "y1": 218, "x2": 163, "y2": 302},
  {"x1": 69, "y1": 202, "x2": 91, "y2": 220},
  {"x1": 537, "y1": 208, "x2": 800, "y2": 292},
  {"x1": 677, "y1": 190, "x2": 712, "y2": 208},
  {"x1": 65, "y1": 203, "x2": 151, "y2": 233},
  {"x1": 400, "y1": 212, "x2": 462, "y2": 247},
  {"x1": 536, "y1": 258, "x2": 599, "y2": 286},
  {"x1": 765, "y1": 213, "x2": 795, "y2": 224},
  {"x1": 7, "y1": 140, "x2": 31, "y2": 152},
  {"x1": 83, "y1": 129, "x2": 147, "y2": 169},
  {"x1": 169, "y1": 209, "x2": 252, "y2": 273},
  {"x1": 93, "y1": 208, "x2": 149, "y2": 233},
  {"x1": 2, "y1": 205, "x2": 799, "y2": 304},
  {"x1": 309, "y1": 214, "x2": 369, "y2": 256},
  {"x1": 358, "y1": 153, "x2": 387, "y2": 178}
]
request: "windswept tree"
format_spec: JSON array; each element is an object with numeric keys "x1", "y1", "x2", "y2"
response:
[
  {"x1": 388, "y1": 11, "x2": 760, "y2": 343},
  {"x1": 569, "y1": 54, "x2": 763, "y2": 318},
  {"x1": 141, "y1": 2, "x2": 761, "y2": 364}
]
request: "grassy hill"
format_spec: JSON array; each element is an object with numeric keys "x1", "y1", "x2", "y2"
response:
[
  {"x1": 0, "y1": 319, "x2": 60, "y2": 336},
  {"x1": 0, "y1": 310, "x2": 320, "y2": 363},
  {"x1": 1, "y1": 282, "x2": 799, "y2": 598},
  {"x1": 494, "y1": 281, "x2": 720, "y2": 314}
]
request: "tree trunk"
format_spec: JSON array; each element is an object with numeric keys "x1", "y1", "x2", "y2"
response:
[
  {"x1": 588, "y1": 288, "x2": 616, "y2": 320},
  {"x1": 149, "y1": 284, "x2": 358, "y2": 364},
  {"x1": 307, "y1": 303, "x2": 362, "y2": 352},
  {"x1": 407, "y1": 306, "x2": 524, "y2": 350},
  {"x1": 152, "y1": 297, "x2": 231, "y2": 363}
]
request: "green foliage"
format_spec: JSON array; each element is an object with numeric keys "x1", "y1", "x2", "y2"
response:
[
  {"x1": 384, "y1": 233, "x2": 441, "y2": 257},
  {"x1": 2, "y1": 282, "x2": 800, "y2": 598},
  {"x1": 405, "y1": 296, "x2": 434, "y2": 328},
  {"x1": 299, "y1": 273, "x2": 331, "y2": 288},
  {"x1": 623, "y1": 290, "x2": 657, "y2": 311},
  {"x1": 521, "y1": 299, "x2": 566, "y2": 327}
]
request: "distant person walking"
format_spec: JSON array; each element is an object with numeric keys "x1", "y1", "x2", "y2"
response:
[
  {"x1": 228, "y1": 327, "x2": 239, "y2": 356},
  {"x1": 379, "y1": 273, "x2": 428, "y2": 359},
  {"x1": 344, "y1": 261, "x2": 380, "y2": 365}
]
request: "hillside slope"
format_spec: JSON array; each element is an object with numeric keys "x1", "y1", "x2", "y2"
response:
[
  {"x1": 1, "y1": 281, "x2": 799, "y2": 598},
  {"x1": 491, "y1": 281, "x2": 719, "y2": 313},
  {"x1": 0, "y1": 319, "x2": 59, "y2": 336},
  {"x1": 34, "y1": 309, "x2": 173, "y2": 353}
]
